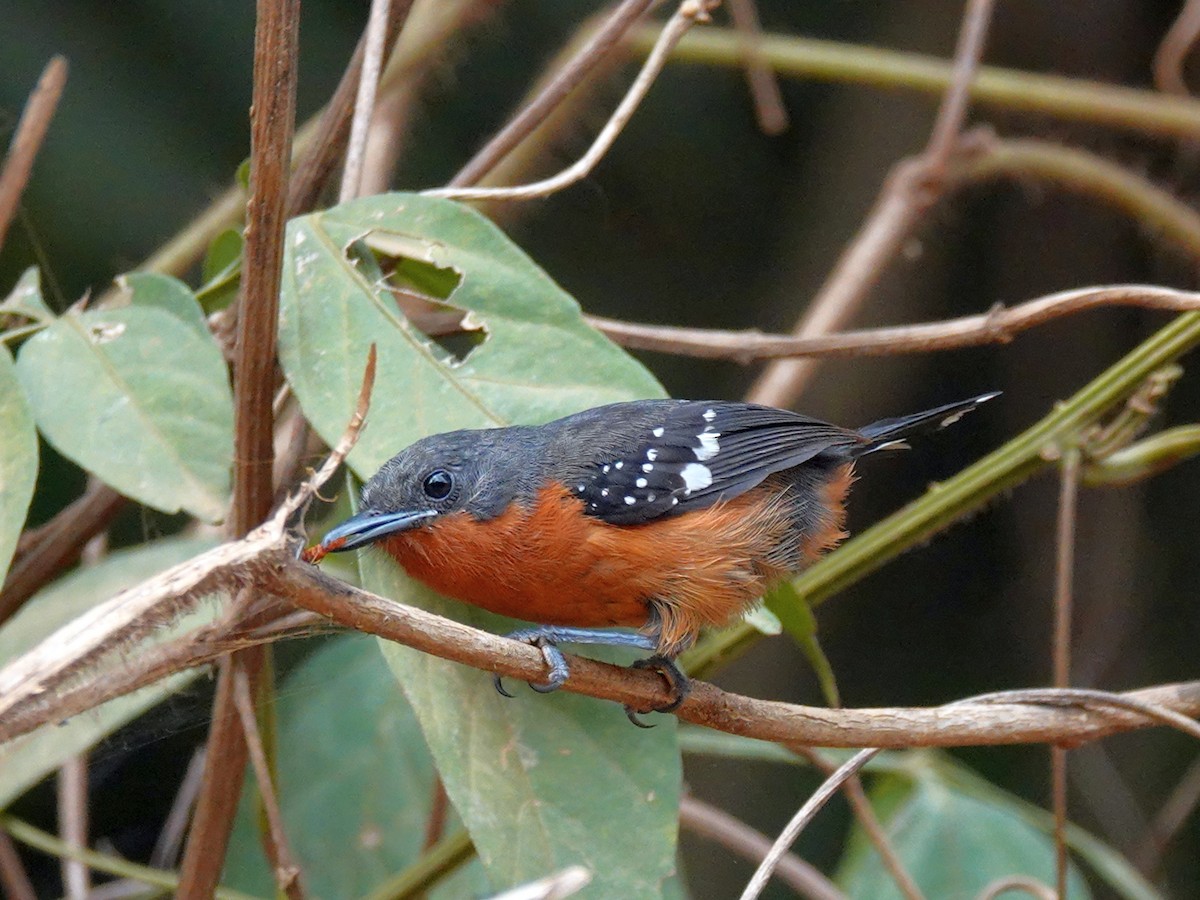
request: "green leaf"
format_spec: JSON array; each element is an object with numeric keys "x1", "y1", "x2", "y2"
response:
[
  {"x1": 116, "y1": 272, "x2": 210, "y2": 336},
  {"x1": 933, "y1": 757, "x2": 1160, "y2": 900},
  {"x1": 197, "y1": 228, "x2": 244, "y2": 312},
  {"x1": 15, "y1": 305, "x2": 234, "y2": 522},
  {"x1": 0, "y1": 536, "x2": 218, "y2": 807},
  {"x1": 837, "y1": 769, "x2": 1093, "y2": 899},
  {"x1": 282, "y1": 193, "x2": 678, "y2": 895},
  {"x1": 766, "y1": 581, "x2": 841, "y2": 707},
  {"x1": 0, "y1": 346, "x2": 37, "y2": 585},
  {"x1": 374, "y1": 568, "x2": 682, "y2": 898},
  {"x1": 222, "y1": 634, "x2": 489, "y2": 898},
  {"x1": 1, "y1": 267, "x2": 53, "y2": 323},
  {"x1": 278, "y1": 192, "x2": 664, "y2": 475}
]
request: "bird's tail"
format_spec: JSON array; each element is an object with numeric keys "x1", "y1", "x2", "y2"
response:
[{"x1": 852, "y1": 391, "x2": 1000, "y2": 457}]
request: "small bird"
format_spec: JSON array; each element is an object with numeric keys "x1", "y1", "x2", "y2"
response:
[{"x1": 307, "y1": 393, "x2": 997, "y2": 722}]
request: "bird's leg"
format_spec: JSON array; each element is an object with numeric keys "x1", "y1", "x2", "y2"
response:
[{"x1": 493, "y1": 626, "x2": 657, "y2": 697}]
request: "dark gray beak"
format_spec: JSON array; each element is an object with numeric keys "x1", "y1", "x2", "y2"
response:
[{"x1": 318, "y1": 508, "x2": 437, "y2": 553}]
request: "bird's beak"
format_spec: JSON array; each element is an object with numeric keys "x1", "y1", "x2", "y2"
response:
[{"x1": 317, "y1": 508, "x2": 437, "y2": 553}]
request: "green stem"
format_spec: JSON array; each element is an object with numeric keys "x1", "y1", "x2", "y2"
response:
[
  {"x1": 685, "y1": 311, "x2": 1200, "y2": 679},
  {"x1": 0, "y1": 814, "x2": 263, "y2": 900},
  {"x1": 1082, "y1": 425, "x2": 1200, "y2": 485},
  {"x1": 631, "y1": 25, "x2": 1200, "y2": 139},
  {"x1": 360, "y1": 829, "x2": 475, "y2": 900}
]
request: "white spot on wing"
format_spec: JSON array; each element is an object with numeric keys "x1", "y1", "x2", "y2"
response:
[
  {"x1": 647, "y1": 493, "x2": 656, "y2": 502},
  {"x1": 680, "y1": 463, "x2": 712, "y2": 494},
  {"x1": 652, "y1": 427, "x2": 665, "y2": 437},
  {"x1": 940, "y1": 410, "x2": 967, "y2": 427},
  {"x1": 702, "y1": 408, "x2": 716, "y2": 421},
  {"x1": 642, "y1": 463, "x2": 653, "y2": 472},
  {"x1": 603, "y1": 465, "x2": 610, "y2": 473},
  {"x1": 636, "y1": 477, "x2": 648, "y2": 488},
  {"x1": 646, "y1": 449, "x2": 659, "y2": 461},
  {"x1": 601, "y1": 488, "x2": 609, "y2": 497},
  {"x1": 695, "y1": 431, "x2": 721, "y2": 461},
  {"x1": 624, "y1": 496, "x2": 636, "y2": 505},
  {"x1": 615, "y1": 461, "x2": 623, "y2": 469}
]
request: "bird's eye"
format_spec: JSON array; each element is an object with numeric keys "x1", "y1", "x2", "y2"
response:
[{"x1": 422, "y1": 470, "x2": 454, "y2": 501}]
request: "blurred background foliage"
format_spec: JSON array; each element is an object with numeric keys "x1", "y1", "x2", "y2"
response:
[{"x1": 2, "y1": 0, "x2": 1199, "y2": 896}]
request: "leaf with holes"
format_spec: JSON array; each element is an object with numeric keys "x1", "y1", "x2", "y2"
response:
[
  {"x1": 280, "y1": 194, "x2": 678, "y2": 895},
  {"x1": 15, "y1": 304, "x2": 233, "y2": 522},
  {"x1": 278, "y1": 192, "x2": 663, "y2": 474},
  {"x1": 0, "y1": 346, "x2": 37, "y2": 585}
]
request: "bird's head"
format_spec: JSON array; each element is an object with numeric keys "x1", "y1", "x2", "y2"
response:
[{"x1": 311, "y1": 426, "x2": 542, "y2": 556}]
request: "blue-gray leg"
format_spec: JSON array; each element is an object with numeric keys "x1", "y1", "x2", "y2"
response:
[{"x1": 493, "y1": 622, "x2": 690, "y2": 726}]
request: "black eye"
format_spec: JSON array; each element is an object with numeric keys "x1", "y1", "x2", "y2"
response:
[{"x1": 422, "y1": 470, "x2": 454, "y2": 501}]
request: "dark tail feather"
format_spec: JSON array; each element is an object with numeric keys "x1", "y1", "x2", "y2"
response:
[{"x1": 852, "y1": 391, "x2": 1000, "y2": 457}]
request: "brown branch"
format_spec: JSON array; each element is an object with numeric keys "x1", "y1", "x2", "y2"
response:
[
  {"x1": 427, "y1": 0, "x2": 717, "y2": 204},
  {"x1": 1051, "y1": 451, "x2": 1081, "y2": 900},
  {"x1": 1154, "y1": 0, "x2": 1200, "y2": 96},
  {"x1": 679, "y1": 794, "x2": 843, "y2": 900},
  {"x1": 231, "y1": 661, "x2": 304, "y2": 898},
  {"x1": 0, "y1": 829, "x2": 35, "y2": 900},
  {"x1": 339, "y1": 0, "x2": 394, "y2": 202},
  {"x1": 286, "y1": 1, "x2": 415, "y2": 216},
  {"x1": 0, "y1": 56, "x2": 67, "y2": 252},
  {"x1": 921, "y1": 0, "x2": 995, "y2": 174},
  {"x1": 794, "y1": 747, "x2": 921, "y2": 900},
  {"x1": 3, "y1": 546, "x2": 1200, "y2": 751},
  {"x1": 747, "y1": 0, "x2": 995, "y2": 407},
  {"x1": 448, "y1": 0, "x2": 657, "y2": 188},
  {"x1": 179, "y1": 0, "x2": 300, "y2": 894},
  {"x1": 725, "y1": 0, "x2": 788, "y2": 135},
  {"x1": 58, "y1": 756, "x2": 90, "y2": 899},
  {"x1": 742, "y1": 750, "x2": 878, "y2": 900},
  {"x1": 588, "y1": 284, "x2": 1200, "y2": 362},
  {"x1": 1, "y1": 481, "x2": 126, "y2": 626}
]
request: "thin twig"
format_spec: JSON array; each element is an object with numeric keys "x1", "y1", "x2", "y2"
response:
[
  {"x1": 747, "y1": 0, "x2": 996, "y2": 407},
  {"x1": 679, "y1": 794, "x2": 843, "y2": 900},
  {"x1": 58, "y1": 755, "x2": 90, "y2": 899},
  {"x1": 151, "y1": 747, "x2": 208, "y2": 869},
  {"x1": 794, "y1": 747, "x2": 922, "y2": 900},
  {"x1": 422, "y1": 778, "x2": 449, "y2": 851},
  {"x1": 1154, "y1": 0, "x2": 1200, "y2": 96},
  {"x1": 231, "y1": 661, "x2": 304, "y2": 898},
  {"x1": 289, "y1": 0, "x2": 414, "y2": 215},
  {"x1": 922, "y1": 0, "x2": 995, "y2": 174},
  {"x1": 1, "y1": 481, "x2": 126, "y2": 625},
  {"x1": 0, "y1": 56, "x2": 67, "y2": 251},
  {"x1": 0, "y1": 828, "x2": 36, "y2": 900},
  {"x1": 179, "y1": 0, "x2": 300, "y2": 893},
  {"x1": 449, "y1": 0, "x2": 657, "y2": 187},
  {"x1": 1051, "y1": 450, "x2": 1081, "y2": 900},
  {"x1": 740, "y1": 750, "x2": 880, "y2": 900},
  {"x1": 425, "y1": 0, "x2": 716, "y2": 202},
  {"x1": 1134, "y1": 752, "x2": 1200, "y2": 872},
  {"x1": 339, "y1": 0, "x2": 393, "y2": 201},
  {"x1": 976, "y1": 875, "x2": 1057, "y2": 900},
  {"x1": 588, "y1": 285, "x2": 1200, "y2": 362},
  {"x1": 725, "y1": 0, "x2": 787, "y2": 135}
]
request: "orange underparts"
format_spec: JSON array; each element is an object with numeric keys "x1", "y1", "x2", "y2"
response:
[{"x1": 377, "y1": 464, "x2": 854, "y2": 656}]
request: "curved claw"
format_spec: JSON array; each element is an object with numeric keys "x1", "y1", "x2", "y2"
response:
[
  {"x1": 623, "y1": 655, "x2": 691, "y2": 722},
  {"x1": 493, "y1": 674, "x2": 515, "y2": 698},
  {"x1": 495, "y1": 632, "x2": 572, "y2": 698}
]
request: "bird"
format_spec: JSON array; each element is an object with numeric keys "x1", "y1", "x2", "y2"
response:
[{"x1": 305, "y1": 392, "x2": 997, "y2": 723}]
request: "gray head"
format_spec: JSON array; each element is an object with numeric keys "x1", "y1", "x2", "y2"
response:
[{"x1": 318, "y1": 425, "x2": 547, "y2": 553}]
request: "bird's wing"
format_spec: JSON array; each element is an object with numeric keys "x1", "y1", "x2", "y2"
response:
[{"x1": 563, "y1": 402, "x2": 862, "y2": 526}]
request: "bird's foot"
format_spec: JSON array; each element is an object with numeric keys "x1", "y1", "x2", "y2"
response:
[{"x1": 623, "y1": 655, "x2": 691, "y2": 728}]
